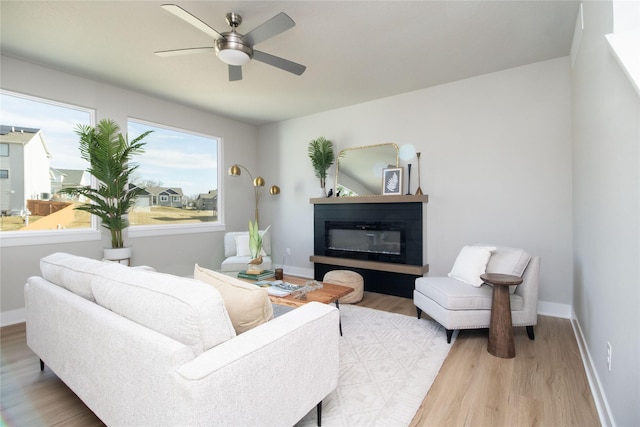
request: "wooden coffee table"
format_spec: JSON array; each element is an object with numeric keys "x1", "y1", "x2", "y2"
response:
[{"x1": 239, "y1": 274, "x2": 353, "y2": 335}]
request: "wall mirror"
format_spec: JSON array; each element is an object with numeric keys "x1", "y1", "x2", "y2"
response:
[{"x1": 335, "y1": 143, "x2": 399, "y2": 196}]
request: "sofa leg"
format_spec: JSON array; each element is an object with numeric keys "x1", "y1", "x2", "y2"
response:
[
  {"x1": 446, "y1": 329, "x2": 453, "y2": 344},
  {"x1": 317, "y1": 401, "x2": 322, "y2": 426},
  {"x1": 416, "y1": 307, "x2": 422, "y2": 319},
  {"x1": 526, "y1": 325, "x2": 535, "y2": 340},
  {"x1": 39, "y1": 359, "x2": 44, "y2": 371}
]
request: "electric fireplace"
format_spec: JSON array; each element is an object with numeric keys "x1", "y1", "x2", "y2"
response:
[{"x1": 324, "y1": 221, "x2": 405, "y2": 263}]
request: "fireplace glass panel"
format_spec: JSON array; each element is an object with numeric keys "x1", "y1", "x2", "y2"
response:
[{"x1": 325, "y1": 221, "x2": 405, "y2": 263}]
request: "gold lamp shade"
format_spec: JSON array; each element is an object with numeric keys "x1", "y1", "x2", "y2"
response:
[{"x1": 228, "y1": 163, "x2": 280, "y2": 223}]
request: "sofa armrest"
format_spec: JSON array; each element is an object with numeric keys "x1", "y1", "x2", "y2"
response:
[{"x1": 176, "y1": 302, "x2": 339, "y2": 426}]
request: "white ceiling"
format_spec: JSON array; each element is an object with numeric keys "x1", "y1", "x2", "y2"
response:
[{"x1": 0, "y1": 1, "x2": 580, "y2": 126}]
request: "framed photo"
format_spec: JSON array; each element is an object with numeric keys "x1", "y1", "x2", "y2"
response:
[{"x1": 382, "y1": 167, "x2": 403, "y2": 195}]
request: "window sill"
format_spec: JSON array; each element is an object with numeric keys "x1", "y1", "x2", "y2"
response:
[{"x1": 0, "y1": 229, "x2": 101, "y2": 248}]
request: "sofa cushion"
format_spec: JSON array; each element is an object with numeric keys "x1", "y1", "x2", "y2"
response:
[
  {"x1": 448, "y1": 246, "x2": 496, "y2": 287},
  {"x1": 194, "y1": 264, "x2": 274, "y2": 334},
  {"x1": 92, "y1": 267, "x2": 235, "y2": 356},
  {"x1": 415, "y1": 276, "x2": 524, "y2": 311},
  {"x1": 40, "y1": 252, "x2": 120, "y2": 301},
  {"x1": 234, "y1": 234, "x2": 267, "y2": 257}
]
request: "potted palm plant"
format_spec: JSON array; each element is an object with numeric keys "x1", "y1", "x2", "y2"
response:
[
  {"x1": 307, "y1": 136, "x2": 336, "y2": 197},
  {"x1": 59, "y1": 119, "x2": 152, "y2": 264}
]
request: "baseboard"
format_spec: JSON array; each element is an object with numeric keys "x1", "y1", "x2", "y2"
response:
[
  {"x1": 282, "y1": 265, "x2": 313, "y2": 279},
  {"x1": 1, "y1": 308, "x2": 25, "y2": 327},
  {"x1": 571, "y1": 308, "x2": 615, "y2": 427},
  {"x1": 537, "y1": 301, "x2": 571, "y2": 319}
]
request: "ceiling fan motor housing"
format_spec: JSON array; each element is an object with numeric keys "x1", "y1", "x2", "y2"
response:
[
  {"x1": 215, "y1": 13, "x2": 253, "y2": 66},
  {"x1": 215, "y1": 32, "x2": 253, "y2": 65}
]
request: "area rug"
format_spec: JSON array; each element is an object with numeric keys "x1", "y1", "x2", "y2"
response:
[{"x1": 296, "y1": 304, "x2": 453, "y2": 426}]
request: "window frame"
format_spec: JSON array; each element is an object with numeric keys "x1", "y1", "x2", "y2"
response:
[
  {"x1": 0, "y1": 89, "x2": 99, "y2": 248},
  {"x1": 126, "y1": 117, "x2": 224, "y2": 239}
]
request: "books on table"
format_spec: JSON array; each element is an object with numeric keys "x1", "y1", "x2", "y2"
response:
[
  {"x1": 254, "y1": 280, "x2": 302, "y2": 297},
  {"x1": 237, "y1": 270, "x2": 275, "y2": 280}
]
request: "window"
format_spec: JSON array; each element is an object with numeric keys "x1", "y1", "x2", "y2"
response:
[
  {"x1": 127, "y1": 119, "x2": 221, "y2": 234},
  {"x1": 0, "y1": 90, "x2": 94, "y2": 244}
]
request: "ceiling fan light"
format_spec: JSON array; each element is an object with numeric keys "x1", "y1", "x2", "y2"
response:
[
  {"x1": 218, "y1": 48, "x2": 251, "y2": 66},
  {"x1": 216, "y1": 35, "x2": 253, "y2": 66}
]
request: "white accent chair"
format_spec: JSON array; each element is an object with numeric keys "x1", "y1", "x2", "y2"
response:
[
  {"x1": 413, "y1": 245, "x2": 540, "y2": 343},
  {"x1": 221, "y1": 230, "x2": 273, "y2": 274}
]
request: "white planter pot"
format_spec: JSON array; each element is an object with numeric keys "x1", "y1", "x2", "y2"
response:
[{"x1": 103, "y1": 247, "x2": 132, "y2": 266}]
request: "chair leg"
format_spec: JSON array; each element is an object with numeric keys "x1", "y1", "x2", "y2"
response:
[
  {"x1": 39, "y1": 359, "x2": 44, "y2": 371},
  {"x1": 316, "y1": 401, "x2": 322, "y2": 426},
  {"x1": 446, "y1": 329, "x2": 453, "y2": 344},
  {"x1": 416, "y1": 307, "x2": 422, "y2": 319},
  {"x1": 526, "y1": 325, "x2": 535, "y2": 340}
]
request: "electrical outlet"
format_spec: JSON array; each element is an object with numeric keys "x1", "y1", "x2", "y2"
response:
[
  {"x1": 607, "y1": 342, "x2": 612, "y2": 372},
  {"x1": 285, "y1": 248, "x2": 291, "y2": 256}
]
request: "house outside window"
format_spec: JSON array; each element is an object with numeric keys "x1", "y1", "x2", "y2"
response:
[
  {"x1": 0, "y1": 90, "x2": 94, "y2": 243},
  {"x1": 126, "y1": 119, "x2": 221, "y2": 235}
]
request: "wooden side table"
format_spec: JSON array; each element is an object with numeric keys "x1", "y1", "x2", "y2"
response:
[{"x1": 480, "y1": 273, "x2": 523, "y2": 358}]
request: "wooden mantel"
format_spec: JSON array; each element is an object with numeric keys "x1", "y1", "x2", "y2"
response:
[{"x1": 310, "y1": 194, "x2": 429, "y2": 204}]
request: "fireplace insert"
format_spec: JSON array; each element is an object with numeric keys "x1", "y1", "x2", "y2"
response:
[{"x1": 324, "y1": 221, "x2": 406, "y2": 263}]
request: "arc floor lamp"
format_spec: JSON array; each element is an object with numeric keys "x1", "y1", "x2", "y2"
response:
[{"x1": 228, "y1": 164, "x2": 280, "y2": 224}]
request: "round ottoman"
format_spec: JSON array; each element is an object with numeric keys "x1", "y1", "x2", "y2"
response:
[{"x1": 323, "y1": 270, "x2": 364, "y2": 304}]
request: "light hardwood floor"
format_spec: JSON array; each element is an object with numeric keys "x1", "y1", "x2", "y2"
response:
[{"x1": 1, "y1": 291, "x2": 600, "y2": 426}]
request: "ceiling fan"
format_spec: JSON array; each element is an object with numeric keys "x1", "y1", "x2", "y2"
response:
[{"x1": 155, "y1": 4, "x2": 306, "y2": 81}]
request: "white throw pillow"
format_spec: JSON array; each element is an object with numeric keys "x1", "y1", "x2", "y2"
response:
[
  {"x1": 235, "y1": 234, "x2": 267, "y2": 257},
  {"x1": 448, "y1": 246, "x2": 496, "y2": 287},
  {"x1": 235, "y1": 234, "x2": 252, "y2": 257}
]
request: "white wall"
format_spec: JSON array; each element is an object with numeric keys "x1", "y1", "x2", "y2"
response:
[
  {"x1": 571, "y1": 2, "x2": 640, "y2": 426},
  {"x1": 0, "y1": 56, "x2": 258, "y2": 320},
  {"x1": 259, "y1": 57, "x2": 573, "y2": 311}
]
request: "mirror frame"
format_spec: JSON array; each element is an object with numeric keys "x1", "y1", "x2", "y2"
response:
[{"x1": 335, "y1": 143, "x2": 399, "y2": 197}]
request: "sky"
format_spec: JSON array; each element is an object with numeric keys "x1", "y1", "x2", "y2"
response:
[{"x1": 0, "y1": 91, "x2": 218, "y2": 197}]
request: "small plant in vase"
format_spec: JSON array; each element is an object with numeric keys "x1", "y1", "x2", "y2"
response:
[
  {"x1": 247, "y1": 220, "x2": 271, "y2": 274},
  {"x1": 308, "y1": 136, "x2": 335, "y2": 198}
]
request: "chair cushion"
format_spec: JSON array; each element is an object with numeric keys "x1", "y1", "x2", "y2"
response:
[
  {"x1": 224, "y1": 231, "x2": 272, "y2": 257},
  {"x1": 194, "y1": 264, "x2": 274, "y2": 334},
  {"x1": 91, "y1": 266, "x2": 235, "y2": 356},
  {"x1": 448, "y1": 246, "x2": 496, "y2": 287},
  {"x1": 415, "y1": 276, "x2": 523, "y2": 311},
  {"x1": 485, "y1": 246, "x2": 531, "y2": 277},
  {"x1": 476, "y1": 245, "x2": 531, "y2": 293}
]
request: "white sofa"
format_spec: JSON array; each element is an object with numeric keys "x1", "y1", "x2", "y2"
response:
[{"x1": 25, "y1": 253, "x2": 339, "y2": 426}]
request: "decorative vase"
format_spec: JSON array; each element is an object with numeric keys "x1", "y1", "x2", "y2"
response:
[
  {"x1": 246, "y1": 260, "x2": 263, "y2": 274},
  {"x1": 319, "y1": 187, "x2": 327, "y2": 198},
  {"x1": 103, "y1": 247, "x2": 132, "y2": 266}
]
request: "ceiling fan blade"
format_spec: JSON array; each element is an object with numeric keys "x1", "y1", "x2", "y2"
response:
[
  {"x1": 161, "y1": 4, "x2": 222, "y2": 39},
  {"x1": 155, "y1": 47, "x2": 214, "y2": 57},
  {"x1": 253, "y1": 50, "x2": 306, "y2": 76},
  {"x1": 244, "y1": 12, "x2": 295, "y2": 46},
  {"x1": 229, "y1": 65, "x2": 243, "y2": 81}
]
